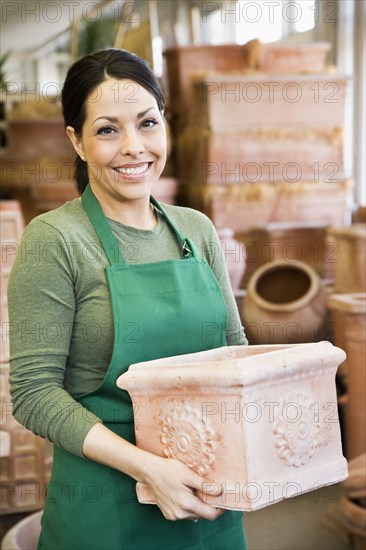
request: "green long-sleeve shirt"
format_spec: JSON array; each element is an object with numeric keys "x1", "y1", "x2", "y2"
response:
[{"x1": 8, "y1": 197, "x2": 247, "y2": 457}]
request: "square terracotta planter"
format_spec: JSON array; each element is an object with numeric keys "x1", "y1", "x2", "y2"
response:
[
  {"x1": 327, "y1": 293, "x2": 366, "y2": 459},
  {"x1": 242, "y1": 222, "x2": 335, "y2": 283},
  {"x1": 189, "y1": 179, "x2": 353, "y2": 233},
  {"x1": 258, "y1": 42, "x2": 331, "y2": 74},
  {"x1": 163, "y1": 45, "x2": 248, "y2": 118},
  {"x1": 327, "y1": 225, "x2": 366, "y2": 293},
  {"x1": 117, "y1": 342, "x2": 348, "y2": 511},
  {"x1": 190, "y1": 74, "x2": 351, "y2": 132},
  {"x1": 178, "y1": 126, "x2": 345, "y2": 185}
]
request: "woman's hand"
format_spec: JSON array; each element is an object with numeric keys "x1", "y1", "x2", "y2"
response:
[
  {"x1": 143, "y1": 455, "x2": 224, "y2": 522},
  {"x1": 83, "y1": 423, "x2": 224, "y2": 521}
]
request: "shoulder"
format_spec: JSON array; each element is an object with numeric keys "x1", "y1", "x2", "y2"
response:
[
  {"x1": 22, "y1": 198, "x2": 92, "y2": 243},
  {"x1": 159, "y1": 203, "x2": 216, "y2": 236},
  {"x1": 26, "y1": 198, "x2": 85, "y2": 233},
  {"x1": 158, "y1": 203, "x2": 221, "y2": 264}
]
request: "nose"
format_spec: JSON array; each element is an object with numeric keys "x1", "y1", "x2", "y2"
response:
[{"x1": 120, "y1": 127, "x2": 145, "y2": 157}]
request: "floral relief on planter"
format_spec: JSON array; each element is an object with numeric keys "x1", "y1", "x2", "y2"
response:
[
  {"x1": 117, "y1": 342, "x2": 348, "y2": 511},
  {"x1": 160, "y1": 403, "x2": 216, "y2": 476},
  {"x1": 272, "y1": 392, "x2": 332, "y2": 468}
]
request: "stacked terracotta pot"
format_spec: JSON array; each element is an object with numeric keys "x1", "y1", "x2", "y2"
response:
[
  {"x1": 172, "y1": 42, "x2": 353, "y2": 231},
  {"x1": 324, "y1": 222, "x2": 366, "y2": 548},
  {"x1": 1, "y1": 116, "x2": 79, "y2": 219},
  {"x1": 0, "y1": 202, "x2": 47, "y2": 515},
  {"x1": 326, "y1": 224, "x2": 366, "y2": 460},
  {"x1": 164, "y1": 41, "x2": 353, "y2": 308}
]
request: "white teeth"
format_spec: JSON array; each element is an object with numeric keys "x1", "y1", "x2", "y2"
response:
[{"x1": 115, "y1": 163, "x2": 149, "y2": 175}]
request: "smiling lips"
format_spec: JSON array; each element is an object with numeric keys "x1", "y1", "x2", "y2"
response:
[{"x1": 113, "y1": 162, "x2": 151, "y2": 176}]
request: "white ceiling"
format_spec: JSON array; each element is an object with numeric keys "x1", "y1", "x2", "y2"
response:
[{"x1": 1, "y1": 0, "x2": 115, "y2": 55}]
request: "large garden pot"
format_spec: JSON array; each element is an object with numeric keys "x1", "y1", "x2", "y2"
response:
[
  {"x1": 243, "y1": 260, "x2": 327, "y2": 344},
  {"x1": 117, "y1": 341, "x2": 348, "y2": 512},
  {"x1": 328, "y1": 293, "x2": 366, "y2": 459},
  {"x1": 1, "y1": 511, "x2": 42, "y2": 550}
]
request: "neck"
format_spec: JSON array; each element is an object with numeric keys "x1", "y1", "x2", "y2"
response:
[{"x1": 90, "y1": 187, "x2": 157, "y2": 230}]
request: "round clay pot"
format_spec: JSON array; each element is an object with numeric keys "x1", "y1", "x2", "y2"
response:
[
  {"x1": 217, "y1": 227, "x2": 246, "y2": 292},
  {"x1": 243, "y1": 260, "x2": 327, "y2": 344}
]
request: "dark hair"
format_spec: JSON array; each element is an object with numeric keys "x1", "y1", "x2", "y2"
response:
[{"x1": 61, "y1": 49, "x2": 165, "y2": 194}]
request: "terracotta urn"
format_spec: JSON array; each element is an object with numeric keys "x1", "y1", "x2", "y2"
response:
[
  {"x1": 217, "y1": 227, "x2": 246, "y2": 292},
  {"x1": 243, "y1": 260, "x2": 327, "y2": 345},
  {"x1": 117, "y1": 342, "x2": 348, "y2": 512}
]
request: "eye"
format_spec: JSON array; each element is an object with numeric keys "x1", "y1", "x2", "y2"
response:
[
  {"x1": 96, "y1": 126, "x2": 117, "y2": 136},
  {"x1": 140, "y1": 118, "x2": 158, "y2": 129}
]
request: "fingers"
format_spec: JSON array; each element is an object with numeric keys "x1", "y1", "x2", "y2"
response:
[
  {"x1": 145, "y1": 457, "x2": 225, "y2": 522},
  {"x1": 187, "y1": 500, "x2": 225, "y2": 522},
  {"x1": 173, "y1": 466, "x2": 224, "y2": 521},
  {"x1": 182, "y1": 468, "x2": 222, "y2": 498}
]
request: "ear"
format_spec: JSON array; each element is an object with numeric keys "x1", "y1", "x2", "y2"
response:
[{"x1": 66, "y1": 126, "x2": 85, "y2": 161}]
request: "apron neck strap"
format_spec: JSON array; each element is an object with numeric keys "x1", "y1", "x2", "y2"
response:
[
  {"x1": 81, "y1": 185, "x2": 198, "y2": 265},
  {"x1": 81, "y1": 184, "x2": 123, "y2": 265},
  {"x1": 149, "y1": 195, "x2": 199, "y2": 260}
]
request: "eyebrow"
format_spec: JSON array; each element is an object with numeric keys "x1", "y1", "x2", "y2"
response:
[{"x1": 92, "y1": 107, "x2": 156, "y2": 125}]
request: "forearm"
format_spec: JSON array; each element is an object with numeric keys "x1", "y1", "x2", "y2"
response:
[
  {"x1": 82, "y1": 422, "x2": 156, "y2": 483},
  {"x1": 83, "y1": 423, "x2": 223, "y2": 522}
]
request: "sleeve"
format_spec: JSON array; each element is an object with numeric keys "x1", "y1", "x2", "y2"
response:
[
  {"x1": 7, "y1": 219, "x2": 102, "y2": 457},
  {"x1": 198, "y1": 217, "x2": 248, "y2": 346}
]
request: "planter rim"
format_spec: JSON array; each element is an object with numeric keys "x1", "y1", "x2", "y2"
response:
[
  {"x1": 247, "y1": 260, "x2": 320, "y2": 312},
  {"x1": 0, "y1": 200, "x2": 23, "y2": 211},
  {"x1": 263, "y1": 41, "x2": 331, "y2": 51},
  {"x1": 194, "y1": 73, "x2": 352, "y2": 84},
  {"x1": 117, "y1": 341, "x2": 345, "y2": 392},
  {"x1": 328, "y1": 223, "x2": 366, "y2": 240},
  {"x1": 327, "y1": 293, "x2": 366, "y2": 313},
  {"x1": 163, "y1": 44, "x2": 247, "y2": 55},
  {"x1": 250, "y1": 221, "x2": 329, "y2": 232}
]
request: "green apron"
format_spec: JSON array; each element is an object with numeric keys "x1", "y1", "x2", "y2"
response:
[{"x1": 38, "y1": 185, "x2": 246, "y2": 550}]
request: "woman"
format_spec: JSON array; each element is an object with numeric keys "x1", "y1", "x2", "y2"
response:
[{"x1": 8, "y1": 49, "x2": 247, "y2": 550}]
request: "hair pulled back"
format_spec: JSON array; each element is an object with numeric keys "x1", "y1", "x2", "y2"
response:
[{"x1": 61, "y1": 49, "x2": 165, "y2": 194}]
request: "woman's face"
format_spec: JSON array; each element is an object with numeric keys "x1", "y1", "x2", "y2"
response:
[{"x1": 67, "y1": 78, "x2": 167, "y2": 208}]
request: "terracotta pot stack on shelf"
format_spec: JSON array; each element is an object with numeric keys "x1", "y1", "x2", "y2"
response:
[
  {"x1": 0, "y1": 201, "x2": 48, "y2": 515},
  {"x1": 164, "y1": 41, "x2": 353, "y2": 321},
  {"x1": 1, "y1": 107, "x2": 78, "y2": 220},
  {"x1": 172, "y1": 49, "x2": 353, "y2": 229}
]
